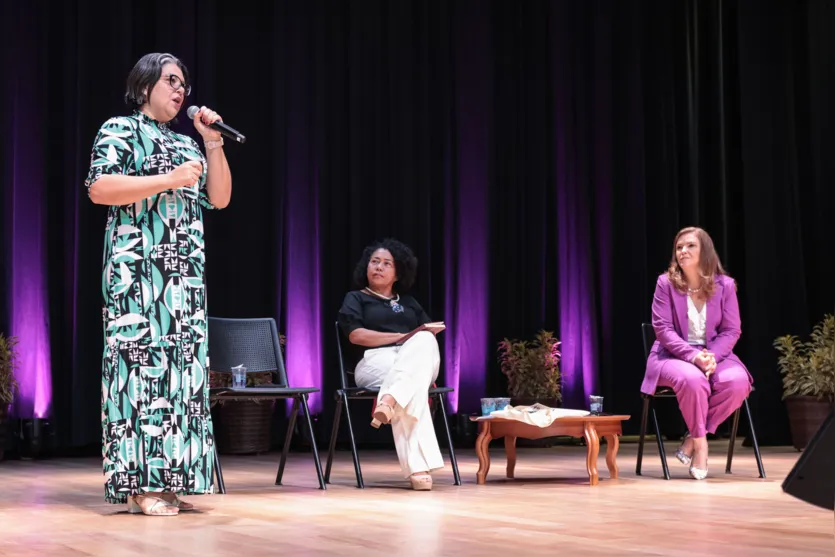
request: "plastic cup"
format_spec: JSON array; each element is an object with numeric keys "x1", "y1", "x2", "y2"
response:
[
  {"x1": 231, "y1": 365, "x2": 247, "y2": 388},
  {"x1": 589, "y1": 395, "x2": 603, "y2": 415}
]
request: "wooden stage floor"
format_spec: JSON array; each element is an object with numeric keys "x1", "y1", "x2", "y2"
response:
[{"x1": 0, "y1": 440, "x2": 831, "y2": 556}]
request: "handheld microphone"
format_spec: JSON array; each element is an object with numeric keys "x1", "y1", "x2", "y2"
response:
[{"x1": 186, "y1": 105, "x2": 246, "y2": 144}]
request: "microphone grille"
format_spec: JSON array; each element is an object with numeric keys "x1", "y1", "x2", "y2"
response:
[{"x1": 186, "y1": 105, "x2": 199, "y2": 119}]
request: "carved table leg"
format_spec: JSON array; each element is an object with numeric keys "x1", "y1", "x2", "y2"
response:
[
  {"x1": 583, "y1": 422, "x2": 600, "y2": 486},
  {"x1": 605, "y1": 434, "x2": 620, "y2": 479},
  {"x1": 475, "y1": 421, "x2": 493, "y2": 485},
  {"x1": 505, "y1": 436, "x2": 517, "y2": 479}
]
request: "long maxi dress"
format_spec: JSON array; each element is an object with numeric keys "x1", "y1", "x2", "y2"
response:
[{"x1": 85, "y1": 110, "x2": 218, "y2": 504}]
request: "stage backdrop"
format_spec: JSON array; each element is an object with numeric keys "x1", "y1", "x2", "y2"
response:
[{"x1": 1, "y1": 0, "x2": 833, "y2": 451}]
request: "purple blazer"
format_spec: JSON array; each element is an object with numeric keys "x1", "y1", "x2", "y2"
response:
[{"x1": 641, "y1": 273, "x2": 752, "y2": 395}]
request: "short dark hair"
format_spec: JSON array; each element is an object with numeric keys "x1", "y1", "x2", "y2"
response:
[
  {"x1": 124, "y1": 53, "x2": 190, "y2": 107},
  {"x1": 352, "y1": 238, "x2": 419, "y2": 292}
]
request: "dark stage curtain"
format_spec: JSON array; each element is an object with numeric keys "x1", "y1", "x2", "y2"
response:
[{"x1": 1, "y1": 0, "x2": 832, "y2": 452}]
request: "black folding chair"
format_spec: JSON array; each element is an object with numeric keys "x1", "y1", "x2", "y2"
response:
[
  {"x1": 324, "y1": 321, "x2": 462, "y2": 488},
  {"x1": 208, "y1": 317, "x2": 326, "y2": 491},
  {"x1": 636, "y1": 322, "x2": 766, "y2": 479}
]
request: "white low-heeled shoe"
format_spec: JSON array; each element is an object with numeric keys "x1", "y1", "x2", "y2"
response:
[
  {"x1": 689, "y1": 459, "x2": 708, "y2": 480},
  {"x1": 674, "y1": 433, "x2": 693, "y2": 466}
]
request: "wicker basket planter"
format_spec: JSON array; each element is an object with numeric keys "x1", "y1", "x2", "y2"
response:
[
  {"x1": 210, "y1": 368, "x2": 277, "y2": 455},
  {"x1": 211, "y1": 399, "x2": 276, "y2": 455}
]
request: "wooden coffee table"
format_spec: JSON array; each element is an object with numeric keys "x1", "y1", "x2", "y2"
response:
[{"x1": 471, "y1": 414, "x2": 630, "y2": 486}]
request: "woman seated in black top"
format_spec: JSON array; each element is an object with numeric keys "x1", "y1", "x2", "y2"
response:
[{"x1": 337, "y1": 239, "x2": 445, "y2": 491}]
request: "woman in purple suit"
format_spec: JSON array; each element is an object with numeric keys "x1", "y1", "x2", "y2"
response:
[{"x1": 642, "y1": 227, "x2": 753, "y2": 480}]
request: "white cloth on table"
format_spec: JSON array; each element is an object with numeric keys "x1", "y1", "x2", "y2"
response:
[{"x1": 487, "y1": 403, "x2": 590, "y2": 427}]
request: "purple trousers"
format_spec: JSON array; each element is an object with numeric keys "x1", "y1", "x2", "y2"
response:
[{"x1": 657, "y1": 356, "x2": 752, "y2": 438}]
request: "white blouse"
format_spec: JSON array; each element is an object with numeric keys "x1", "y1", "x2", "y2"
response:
[{"x1": 687, "y1": 295, "x2": 707, "y2": 346}]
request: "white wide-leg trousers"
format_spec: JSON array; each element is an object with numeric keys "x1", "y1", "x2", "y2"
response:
[{"x1": 354, "y1": 331, "x2": 445, "y2": 478}]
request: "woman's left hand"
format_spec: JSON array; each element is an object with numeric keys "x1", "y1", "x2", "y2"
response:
[
  {"x1": 704, "y1": 353, "x2": 717, "y2": 377},
  {"x1": 694, "y1": 348, "x2": 717, "y2": 377},
  {"x1": 192, "y1": 106, "x2": 223, "y2": 141}
]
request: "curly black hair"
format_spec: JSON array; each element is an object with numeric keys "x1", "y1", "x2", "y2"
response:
[{"x1": 352, "y1": 238, "x2": 419, "y2": 292}]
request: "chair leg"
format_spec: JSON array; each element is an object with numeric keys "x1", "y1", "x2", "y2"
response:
[
  {"x1": 341, "y1": 393, "x2": 365, "y2": 488},
  {"x1": 436, "y1": 393, "x2": 461, "y2": 486},
  {"x1": 726, "y1": 407, "x2": 741, "y2": 474},
  {"x1": 276, "y1": 398, "x2": 300, "y2": 486},
  {"x1": 743, "y1": 399, "x2": 766, "y2": 479},
  {"x1": 212, "y1": 444, "x2": 226, "y2": 494},
  {"x1": 300, "y1": 394, "x2": 326, "y2": 490},
  {"x1": 651, "y1": 405, "x2": 671, "y2": 480},
  {"x1": 636, "y1": 396, "x2": 650, "y2": 476},
  {"x1": 325, "y1": 394, "x2": 344, "y2": 484}
]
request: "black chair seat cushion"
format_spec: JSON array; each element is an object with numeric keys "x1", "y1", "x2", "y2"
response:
[
  {"x1": 211, "y1": 386, "x2": 319, "y2": 397},
  {"x1": 337, "y1": 386, "x2": 455, "y2": 397}
]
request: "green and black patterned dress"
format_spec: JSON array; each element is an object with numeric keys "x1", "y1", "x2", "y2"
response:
[{"x1": 85, "y1": 110, "x2": 218, "y2": 504}]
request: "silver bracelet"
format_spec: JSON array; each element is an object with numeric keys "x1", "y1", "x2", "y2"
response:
[{"x1": 205, "y1": 138, "x2": 224, "y2": 150}]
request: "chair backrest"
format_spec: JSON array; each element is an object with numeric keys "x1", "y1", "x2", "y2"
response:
[
  {"x1": 334, "y1": 320, "x2": 353, "y2": 390},
  {"x1": 208, "y1": 317, "x2": 289, "y2": 387},
  {"x1": 641, "y1": 322, "x2": 656, "y2": 360}
]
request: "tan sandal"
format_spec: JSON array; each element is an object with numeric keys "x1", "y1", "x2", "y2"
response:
[
  {"x1": 127, "y1": 495, "x2": 179, "y2": 516},
  {"x1": 409, "y1": 473, "x2": 433, "y2": 491},
  {"x1": 160, "y1": 493, "x2": 195, "y2": 511},
  {"x1": 371, "y1": 402, "x2": 394, "y2": 428}
]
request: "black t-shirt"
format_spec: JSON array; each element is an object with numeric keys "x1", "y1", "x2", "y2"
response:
[{"x1": 337, "y1": 290, "x2": 432, "y2": 344}]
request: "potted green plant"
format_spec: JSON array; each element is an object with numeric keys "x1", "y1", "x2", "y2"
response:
[
  {"x1": 209, "y1": 333, "x2": 286, "y2": 455},
  {"x1": 773, "y1": 314, "x2": 834, "y2": 451},
  {"x1": 0, "y1": 333, "x2": 20, "y2": 461},
  {"x1": 497, "y1": 330, "x2": 562, "y2": 407}
]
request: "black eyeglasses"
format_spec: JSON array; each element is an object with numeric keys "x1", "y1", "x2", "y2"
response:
[{"x1": 162, "y1": 74, "x2": 191, "y2": 96}]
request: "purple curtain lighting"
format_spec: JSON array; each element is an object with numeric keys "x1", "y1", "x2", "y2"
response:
[
  {"x1": 551, "y1": 5, "x2": 600, "y2": 408},
  {"x1": 284, "y1": 6, "x2": 323, "y2": 413},
  {"x1": 444, "y1": 0, "x2": 492, "y2": 415},
  {"x1": 590, "y1": 9, "x2": 615, "y2": 397},
  {"x1": 5, "y1": 4, "x2": 53, "y2": 419}
]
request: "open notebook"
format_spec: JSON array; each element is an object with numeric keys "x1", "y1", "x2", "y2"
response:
[{"x1": 396, "y1": 322, "x2": 445, "y2": 345}]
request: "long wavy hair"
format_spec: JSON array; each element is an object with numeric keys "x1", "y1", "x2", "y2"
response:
[{"x1": 666, "y1": 227, "x2": 728, "y2": 299}]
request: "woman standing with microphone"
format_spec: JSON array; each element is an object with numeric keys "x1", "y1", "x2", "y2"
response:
[{"x1": 85, "y1": 53, "x2": 232, "y2": 516}]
